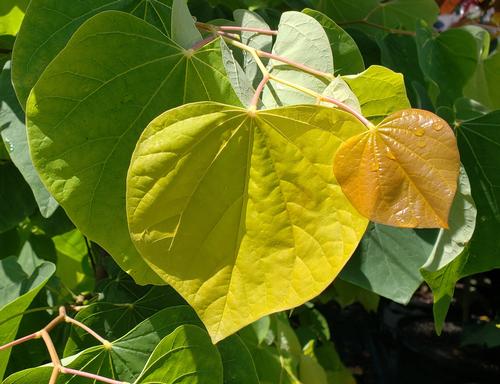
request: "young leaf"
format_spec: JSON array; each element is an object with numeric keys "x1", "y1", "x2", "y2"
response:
[
  {"x1": 341, "y1": 224, "x2": 438, "y2": 304},
  {"x1": 0, "y1": 61, "x2": 58, "y2": 218},
  {"x1": 171, "y1": 0, "x2": 202, "y2": 49},
  {"x1": 262, "y1": 11, "x2": 333, "y2": 107},
  {"x1": 303, "y1": 9, "x2": 364, "y2": 75},
  {"x1": 26, "y1": 11, "x2": 241, "y2": 285},
  {"x1": 127, "y1": 102, "x2": 368, "y2": 342},
  {"x1": 343, "y1": 65, "x2": 410, "y2": 124},
  {"x1": 334, "y1": 109, "x2": 460, "y2": 228},
  {"x1": 321, "y1": 77, "x2": 361, "y2": 113},
  {"x1": 135, "y1": 325, "x2": 223, "y2": 384},
  {"x1": 12, "y1": 0, "x2": 160, "y2": 108},
  {"x1": 0, "y1": 257, "x2": 55, "y2": 379},
  {"x1": 233, "y1": 9, "x2": 273, "y2": 87}
]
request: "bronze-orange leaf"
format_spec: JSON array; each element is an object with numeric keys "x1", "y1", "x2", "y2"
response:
[{"x1": 333, "y1": 109, "x2": 460, "y2": 228}]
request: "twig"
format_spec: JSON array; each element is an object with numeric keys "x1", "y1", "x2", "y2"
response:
[
  {"x1": 196, "y1": 22, "x2": 278, "y2": 36},
  {"x1": 250, "y1": 74, "x2": 270, "y2": 109}
]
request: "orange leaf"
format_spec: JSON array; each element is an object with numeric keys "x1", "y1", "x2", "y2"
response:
[{"x1": 333, "y1": 109, "x2": 460, "y2": 228}]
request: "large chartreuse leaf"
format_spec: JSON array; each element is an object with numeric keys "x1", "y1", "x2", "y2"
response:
[
  {"x1": 262, "y1": 11, "x2": 333, "y2": 107},
  {"x1": 0, "y1": 0, "x2": 28, "y2": 36},
  {"x1": 334, "y1": 109, "x2": 460, "y2": 228},
  {"x1": 12, "y1": 0, "x2": 172, "y2": 108},
  {"x1": 0, "y1": 256, "x2": 55, "y2": 379},
  {"x1": 3, "y1": 306, "x2": 203, "y2": 383},
  {"x1": 26, "y1": 11, "x2": 241, "y2": 285},
  {"x1": 135, "y1": 325, "x2": 223, "y2": 384},
  {"x1": 303, "y1": 9, "x2": 364, "y2": 75},
  {"x1": 343, "y1": 65, "x2": 410, "y2": 124},
  {"x1": 127, "y1": 102, "x2": 368, "y2": 342},
  {"x1": 0, "y1": 162, "x2": 37, "y2": 233},
  {"x1": 416, "y1": 23, "x2": 478, "y2": 107},
  {"x1": 0, "y1": 61, "x2": 58, "y2": 218}
]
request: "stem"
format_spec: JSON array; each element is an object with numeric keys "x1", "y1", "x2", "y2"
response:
[
  {"x1": 61, "y1": 368, "x2": 129, "y2": 384},
  {"x1": 269, "y1": 74, "x2": 374, "y2": 128},
  {"x1": 196, "y1": 22, "x2": 278, "y2": 36},
  {"x1": 250, "y1": 74, "x2": 270, "y2": 109},
  {"x1": 223, "y1": 36, "x2": 333, "y2": 81},
  {"x1": 65, "y1": 316, "x2": 111, "y2": 348},
  {"x1": 191, "y1": 35, "x2": 218, "y2": 51},
  {"x1": 337, "y1": 19, "x2": 416, "y2": 36},
  {"x1": 0, "y1": 332, "x2": 40, "y2": 352}
]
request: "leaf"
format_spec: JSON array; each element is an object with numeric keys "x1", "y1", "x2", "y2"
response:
[
  {"x1": 343, "y1": 65, "x2": 410, "y2": 124},
  {"x1": 321, "y1": 77, "x2": 361, "y2": 113},
  {"x1": 262, "y1": 11, "x2": 333, "y2": 107},
  {"x1": 303, "y1": 9, "x2": 364, "y2": 75},
  {"x1": 12, "y1": 0, "x2": 161, "y2": 108},
  {"x1": 133, "y1": 0, "x2": 173, "y2": 36},
  {"x1": 299, "y1": 355, "x2": 328, "y2": 384},
  {"x1": 127, "y1": 102, "x2": 368, "y2": 342},
  {"x1": 317, "y1": 0, "x2": 439, "y2": 32},
  {"x1": 0, "y1": 256, "x2": 55, "y2": 379},
  {"x1": 63, "y1": 285, "x2": 185, "y2": 357},
  {"x1": 334, "y1": 109, "x2": 460, "y2": 228},
  {"x1": 416, "y1": 23, "x2": 478, "y2": 107},
  {"x1": 27, "y1": 12, "x2": 241, "y2": 285},
  {"x1": 221, "y1": 39, "x2": 255, "y2": 108},
  {"x1": 233, "y1": 9, "x2": 273, "y2": 87},
  {"x1": 314, "y1": 342, "x2": 355, "y2": 384},
  {"x1": 456, "y1": 111, "x2": 500, "y2": 275},
  {"x1": 341, "y1": 224, "x2": 438, "y2": 304},
  {"x1": 0, "y1": 0, "x2": 29, "y2": 36},
  {"x1": 171, "y1": 0, "x2": 202, "y2": 49},
  {"x1": 135, "y1": 325, "x2": 223, "y2": 384},
  {"x1": 421, "y1": 167, "x2": 477, "y2": 272},
  {"x1": 321, "y1": 279, "x2": 379, "y2": 312},
  {"x1": 0, "y1": 61, "x2": 58, "y2": 218},
  {"x1": 0, "y1": 162, "x2": 37, "y2": 233},
  {"x1": 217, "y1": 334, "x2": 259, "y2": 384},
  {"x1": 3, "y1": 306, "x2": 203, "y2": 384}
]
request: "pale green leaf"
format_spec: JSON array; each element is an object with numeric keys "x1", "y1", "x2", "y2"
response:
[
  {"x1": 170, "y1": 0, "x2": 201, "y2": 49},
  {"x1": 12, "y1": 0, "x2": 159, "y2": 108},
  {"x1": 303, "y1": 9, "x2": 364, "y2": 75},
  {"x1": 422, "y1": 167, "x2": 477, "y2": 272},
  {"x1": 135, "y1": 325, "x2": 223, "y2": 384},
  {"x1": 262, "y1": 11, "x2": 333, "y2": 107},
  {"x1": 321, "y1": 77, "x2": 361, "y2": 113},
  {"x1": 127, "y1": 102, "x2": 368, "y2": 342},
  {"x1": 221, "y1": 39, "x2": 255, "y2": 108},
  {"x1": 0, "y1": 256, "x2": 55, "y2": 379},
  {"x1": 26, "y1": 12, "x2": 241, "y2": 285},
  {"x1": 343, "y1": 65, "x2": 410, "y2": 123},
  {"x1": 233, "y1": 9, "x2": 273, "y2": 87},
  {"x1": 0, "y1": 61, "x2": 58, "y2": 217}
]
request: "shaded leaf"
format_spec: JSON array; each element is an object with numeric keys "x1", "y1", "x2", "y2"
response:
[
  {"x1": 0, "y1": 61, "x2": 58, "y2": 218},
  {"x1": 341, "y1": 224, "x2": 438, "y2": 304},
  {"x1": 218, "y1": 334, "x2": 259, "y2": 384},
  {"x1": 135, "y1": 325, "x2": 223, "y2": 384},
  {"x1": 0, "y1": 256, "x2": 55, "y2": 379},
  {"x1": 334, "y1": 109, "x2": 460, "y2": 228},
  {"x1": 262, "y1": 11, "x2": 333, "y2": 107},
  {"x1": 303, "y1": 9, "x2": 364, "y2": 75},
  {"x1": 27, "y1": 12, "x2": 241, "y2": 285},
  {"x1": 127, "y1": 102, "x2": 368, "y2": 342}
]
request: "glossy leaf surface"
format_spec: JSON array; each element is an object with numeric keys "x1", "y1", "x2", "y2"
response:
[
  {"x1": 127, "y1": 102, "x2": 368, "y2": 342},
  {"x1": 334, "y1": 109, "x2": 460, "y2": 228},
  {"x1": 26, "y1": 12, "x2": 241, "y2": 284}
]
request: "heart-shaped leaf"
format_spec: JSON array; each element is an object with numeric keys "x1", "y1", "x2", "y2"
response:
[
  {"x1": 334, "y1": 109, "x2": 460, "y2": 228},
  {"x1": 26, "y1": 11, "x2": 241, "y2": 284},
  {"x1": 127, "y1": 102, "x2": 368, "y2": 342}
]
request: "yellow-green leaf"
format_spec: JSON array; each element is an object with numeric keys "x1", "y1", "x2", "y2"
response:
[
  {"x1": 333, "y1": 109, "x2": 460, "y2": 228},
  {"x1": 127, "y1": 102, "x2": 368, "y2": 342}
]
